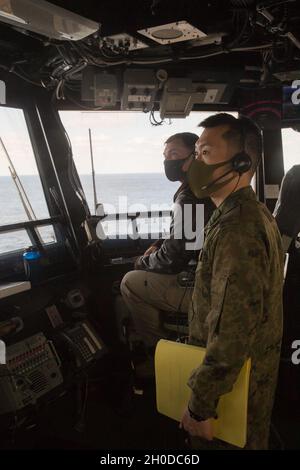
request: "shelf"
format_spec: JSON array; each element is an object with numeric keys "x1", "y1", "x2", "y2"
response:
[{"x1": 0, "y1": 281, "x2": 31, "y2": 300}]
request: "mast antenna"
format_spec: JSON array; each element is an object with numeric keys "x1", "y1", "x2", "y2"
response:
[{"x1": 88, "y1": 128, "x2": 98, "y2": 214}]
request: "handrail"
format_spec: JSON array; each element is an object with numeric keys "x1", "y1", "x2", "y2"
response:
[
  {"x1": 0, "y1": 216, "x2": 63, "y2": 234},
  {"x1": 0, "y1": 216, "x2": 63, "y2": 252},
  {"x1": 97, "y1": 210, "x2": 172, "y2": 221}
]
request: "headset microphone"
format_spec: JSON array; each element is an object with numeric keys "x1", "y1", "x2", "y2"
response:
[
  {"x1": 188, "y1": 120, "x2": 254, "y2": 199},
  {"x1": 201, "y1": 153, "x2": 252, "y2": 191},
  {"x1": 201, "y1": 168, "x2": 235, "y2": 190}
]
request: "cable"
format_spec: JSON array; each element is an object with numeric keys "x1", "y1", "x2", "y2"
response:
[
  {"x1": 2, "y1": 38, "x2": 275, "y2": 90},
  {"x1": 76, "y1": 39, "x2": 175, "y2": 66},
  {"x1": 214, "y1": 173, "x2": 242, "y2": 206},
  {"x1": 182, "y1": 43, "x2": 273, "y2": 60},
  {"x1": 227, "y1": 10, "x2": 250, "y2": 49},
  {"x1": 257, "y1": 0, "x2": 293, "y2": 11},
  {"x1": 68, "y1": 33, "x2": 269, "y2": 68},
  {"x1": 64, "y1": 61, "x2": 88, "y2": 80},
  {"x1": 82, "y1": 42, "x2": 274, "y2": 68},
  {"x1": 231, "y1": 43, "x2": 273, "y2": 51},
  {"x1": 149, "y1": 108, "x2": 165, "y2": 126},
  {"x1": 55, "y1": 79, "x2": 65, "y2": 100},
  {"x1": 174, "y1": 270, "x2": 194, "y2": 342},
  {"x1": 0, "y1": 64, "x2": 43, "y2": 87}
]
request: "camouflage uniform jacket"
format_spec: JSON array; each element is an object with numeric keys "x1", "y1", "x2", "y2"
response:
[{"x1": 187, "y1": 186, "x2": 284, "y2": 449}]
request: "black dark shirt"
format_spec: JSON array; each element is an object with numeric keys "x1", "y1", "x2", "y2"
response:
[{"x1": 136, "y1": 183, "x2": 215, "y2": 274}]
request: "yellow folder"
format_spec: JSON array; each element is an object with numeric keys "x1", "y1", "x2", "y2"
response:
[{"x1": 155, "y1": 339, "x2": 251, "y2": 448}]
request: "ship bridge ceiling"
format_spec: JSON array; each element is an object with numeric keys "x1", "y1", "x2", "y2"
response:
[{"x1": 0, "y1": 0, "x2": 299, "y2": 113}]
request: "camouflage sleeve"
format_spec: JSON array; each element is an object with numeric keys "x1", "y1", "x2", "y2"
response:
[{"x1": 187, "y1": 224, "x2": 269, "y2": 419}]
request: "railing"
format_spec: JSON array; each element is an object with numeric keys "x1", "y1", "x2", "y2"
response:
[
  {"x1": 96, "y1": 210, "x2": 172, "y2": 239},
  {"x1": 0, "y1": 216, "x2": 63, "y2": 252},
  {"x1": 0, "y1": 210, "x2": 172, "y2": 255}
]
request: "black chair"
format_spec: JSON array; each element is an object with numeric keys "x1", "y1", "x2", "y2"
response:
[
  {"x1": 162, "y1": 269, "x2": 195, "y2": 339},
  {"x1": 274, "y1": 164, "x2": 300, "y2": 253}
]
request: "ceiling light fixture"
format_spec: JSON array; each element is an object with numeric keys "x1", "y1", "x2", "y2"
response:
[
  {"x1": 0, "y1": 0, "x2": 99, "y2": 41},
  {"x1": 138, "y1": 21, "x2": 207, "y2": 45}
]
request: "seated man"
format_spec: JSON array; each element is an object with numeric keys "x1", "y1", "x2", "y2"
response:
[{"x1": 120, "y1": 132, "x2": 214, "y2": 351}]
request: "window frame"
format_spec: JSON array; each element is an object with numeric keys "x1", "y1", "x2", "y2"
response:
[
  {"x1": 0, "y1": 102, "x2": 76, "y2": 272},
  {"x1": 0, "y1": 103, "x2": 63, "y2": 259}
]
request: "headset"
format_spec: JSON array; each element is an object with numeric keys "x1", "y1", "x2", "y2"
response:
[
  {"x1": 231, "y1": 119, "x2": 253, "y2": 174},
  {"x1": 203, "y1": 125, "x2": 252, "y2": 191},
  {"x1": 203, "y1": 152, "x2": 252, "y2": 191},
  {"x1": 228, "y1": 119, "x2": 253, "y2": 175},
  {"x1": 231, "y1": 151, "x2": 252, "y2": 174}
]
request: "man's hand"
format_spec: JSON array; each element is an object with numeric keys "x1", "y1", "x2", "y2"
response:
[
  {"x1": 143, "y1": 245, "x2": 159, "y2": 257},
  {"x1": 134, "y1": 256, "x2": 142, "y2": 270},
  {"x1": 180, "y1": 407, "x2": 213, "y2": 441},
  {"x1": 134, "y1": 244, "x2": 159, "y2": 269}
]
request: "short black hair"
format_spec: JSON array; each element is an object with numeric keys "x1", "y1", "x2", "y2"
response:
[
  {"x1": 165, "y1": 132, "x2": 198, "y2": 150},
  {"x1": 199, "y1": 113, "x2": 263, "y2": 171}
]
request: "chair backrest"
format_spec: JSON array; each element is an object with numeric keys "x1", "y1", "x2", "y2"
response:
[{"x1": 274, "y1": 165, "x2": 300, "y2": 253}]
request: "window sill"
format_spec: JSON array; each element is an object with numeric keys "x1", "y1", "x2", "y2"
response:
[{"x1": 0, "y1": 281, "x2": 31, "y2": 300}]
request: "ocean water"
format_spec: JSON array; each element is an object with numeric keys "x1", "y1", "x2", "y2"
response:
[{"x1": 0, "y1": 173, "x2": 179, "y2": 254}]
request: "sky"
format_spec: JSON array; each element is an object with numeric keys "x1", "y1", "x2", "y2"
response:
[{"x1": 0, "y1": 107, "x2": 299, "y2": 176}]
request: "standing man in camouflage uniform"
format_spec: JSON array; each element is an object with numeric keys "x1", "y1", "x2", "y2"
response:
[{"x1": 180, "y1": 113, "x2": 284, "y2": 450}]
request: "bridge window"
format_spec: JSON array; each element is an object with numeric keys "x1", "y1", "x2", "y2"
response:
[
  {"x1": 0, "y1": 107, "x2": 55, "y2": 254},
  {"x1": 59, "y1": 110, "x2": 237, "y2": 238},
  {"x1": 281, "y1": 127, "x2": 300, "y2": 172}
]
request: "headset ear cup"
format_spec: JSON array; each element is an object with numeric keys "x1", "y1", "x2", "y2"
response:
[{"x1": 231, "y1": 152, "x2": 252, "y2": 174}]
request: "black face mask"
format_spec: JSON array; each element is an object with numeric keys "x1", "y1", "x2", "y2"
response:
[{"x1": 164, "y1": 158, "x2": 187, "y2": 182}]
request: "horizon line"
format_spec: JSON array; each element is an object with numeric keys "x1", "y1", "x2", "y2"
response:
[{"x1": 0, "y1": 171, "x2": 166, "y2": 177}]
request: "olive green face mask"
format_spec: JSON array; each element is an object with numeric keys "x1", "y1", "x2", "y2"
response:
[{"x1": 187, "y1": 158, "x2": 236, "y2": 199}]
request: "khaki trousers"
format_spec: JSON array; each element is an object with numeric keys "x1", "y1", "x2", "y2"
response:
[{"x1": 120, "y1": 270, "x2": 192, "y2": 347}]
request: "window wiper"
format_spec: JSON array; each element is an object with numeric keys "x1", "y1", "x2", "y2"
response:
[{"x1": 0, "y1": 137, "x2": 43, "y2": 246}]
